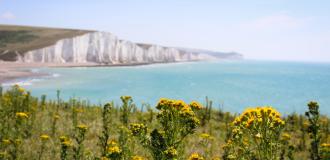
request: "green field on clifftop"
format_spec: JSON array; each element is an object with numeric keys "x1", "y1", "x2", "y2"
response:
[{"x1": 0, "y1": 25, "x2": 91, "y2": 61}]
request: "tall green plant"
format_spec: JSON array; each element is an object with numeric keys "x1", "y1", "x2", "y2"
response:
[
  {"x1": 99, "y1": 102, "x2": 113, "y2": 157},
  {"x1": 305, "y1": 101, "x2": 321, "y2": 160},
  {"x1": 130, "y1": 98, "x2": 201, "y2": 160}
]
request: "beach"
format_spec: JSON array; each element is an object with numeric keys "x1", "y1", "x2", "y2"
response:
[
  {"x1": 0, "y1": 61, "x2": 189, "y2": 84},
  {"x1": 0, "y1": 62, "x2": 99, "y2": 84}
]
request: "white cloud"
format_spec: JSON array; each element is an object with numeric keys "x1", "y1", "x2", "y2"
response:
[
  {"x1": 1, "y1": 11, "x2": 16, "y2": 20},
  {"x1": 243, "y1": 12, "x2": 306, "y2": 30}
]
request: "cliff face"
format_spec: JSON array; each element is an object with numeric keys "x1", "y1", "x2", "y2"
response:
[{"x1": 19, "y1": 32, "x2": 213, "y2": 64}]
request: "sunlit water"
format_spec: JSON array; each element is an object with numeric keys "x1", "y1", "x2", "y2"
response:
[{"x1": 4, "y1": 60, "x2": 330, "y2": 115}]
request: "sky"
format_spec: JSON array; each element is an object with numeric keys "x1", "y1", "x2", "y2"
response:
[{"x1": 0, "y1": 0, "x2": 330, "y2": 62}]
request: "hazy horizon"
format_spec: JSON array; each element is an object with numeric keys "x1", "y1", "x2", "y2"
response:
[{"x1": 1, "y1": 0, "x2": 329, "y2": 62}]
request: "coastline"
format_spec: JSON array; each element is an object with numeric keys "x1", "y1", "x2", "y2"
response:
[{"x1": 0, "y1": 60, "x2": 201, "y2": 84}]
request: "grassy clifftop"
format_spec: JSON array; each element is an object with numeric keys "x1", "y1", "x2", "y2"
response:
[
  {"x1": 0, "y1": 85, "x2": 329, "y2": 159},
  {"x1": 0, "y1": 24, "x2": 92, "y2": 61}
]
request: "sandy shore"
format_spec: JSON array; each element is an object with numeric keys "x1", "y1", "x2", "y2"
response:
[
  {"x1": 0, "y1": 62, "x2": 100, "y2": 84},
  {"x1": 0, "y1": 61, "x2": 185, "y2": 84}
]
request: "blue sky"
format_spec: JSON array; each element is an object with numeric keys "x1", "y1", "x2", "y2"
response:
[{"x1": 0, "y1": 0, "x2": 330, "y2": 62}]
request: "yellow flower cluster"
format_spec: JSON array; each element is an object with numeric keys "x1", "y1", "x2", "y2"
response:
[
  {"x1": 14, "y1": 84, "x2": 25, "y2": 93},
  {"x1": 15, "y1": 139, "x2": 22, "y2": 145},
  {"x1": 189, "y1": 101, "x2": 203, "y2": 110},
  {"x1": 188, "y1": 153, "x2": 204, "y2": 160},
  {"x1": 130, "y1": 123, "x2": 147, "y2": 136},
  {"x1": 107, "y1": 146, "x2": 121, "y2": 154},
  {"x1": 156, "y1": 98, "x2": 200, "y2": 134},
  {"x1": 164, "y1": 147, "x2": 178, "y2": 158},
  {"x1": 2, "y1": 139, "x2": 11, "y2": 145},
  {"x1": 321, "y1": 143, "x2": 330, "y2": 148},
  {"x1": 101, "y1": 156, "x2": 109, "y2": 160},
  {"x1": 107, "y1": 139, "x2": 117, "y2": 146},
  {"x1": 120, "y1": 96, "x2": 132, "y2": 102},
  {"x1": 131, "y1": 155, "x2": 144, "y2": 160},
  {"x1": 180, "y1": 106, "x2": 195, "y2": 117},
  {"x1": 156, "y1": 98, "x2": 199, "y2": 117},
  {"x1": 157, "y1": 98, "x2": 187, "y2": 110},
  {"x1": 232, "y1": 106, "x2": 285, "y2": 129},
  {"x1": 59, "y1": 136, "x2": 72, "y2": 147},
  {"x1": 74, "y1": 108, "x2": 84, "y2": 113},
  {"x1": 54, "y1": 114, "x2": 60, "y2": 120},
  {"x1": 321, "y1": 143, "x2": 330, "y2": 156},
  {"x1": 281, "y1": 133, "x2": 291, "y2": 141},
  {"x1": 15, "y1": 112, "x2": 29, "y2": 119},
  {"x1": 40, "y1": 134, "x2": 50, "y2": 141},
  {"x1": 199, "y1": 133, "x2": 214, "y2": 140},
  {"x1": 77, "y1": 124, "x2": 88, "y2": 131},
  {"x1": 0, "y1": 151, "x2": 6, "y2": 158}
]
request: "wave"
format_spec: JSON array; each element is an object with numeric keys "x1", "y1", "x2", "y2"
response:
[
  {"x1": 2, "y1": 78, "x2": 42, "y2": 87},
  {"x1": 52, "y1": 73, "x2": 61, "y2": 77},
  {"x1": 2, "y1": 72, "x2": 60, "y2": 87}
]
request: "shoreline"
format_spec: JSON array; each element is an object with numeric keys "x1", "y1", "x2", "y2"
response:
[{"x1": 0, "y1": 60, "x2": 201, "y2": 84}]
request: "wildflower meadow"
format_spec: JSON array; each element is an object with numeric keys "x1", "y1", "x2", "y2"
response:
[{"x1": 0, "y1": 85, "x2": 329, "y2": 160}]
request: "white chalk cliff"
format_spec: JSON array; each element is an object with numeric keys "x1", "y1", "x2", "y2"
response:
[{"x1": 18, "y1": 32, "x2": 241, "y2": 64}]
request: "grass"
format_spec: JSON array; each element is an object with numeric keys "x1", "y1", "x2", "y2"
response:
[
  {"x1": 0, "y1": 24, "x2": 92, "y2": 61},
  {"x1": 0, "y1": 85, "x2": 329, "y2": 160}
]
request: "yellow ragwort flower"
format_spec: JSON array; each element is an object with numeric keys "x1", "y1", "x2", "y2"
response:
[
  {"x1": 59, "y1": 136, "x2": 67, "y2": 142},
  {"x1": 173, "y1": 100, "x2": 187, "y2": 109},
  {"x1": 74, "y1": 108, "x2": 84, "y2": 113},
  {"x1": 100, "y1": 157, "x2": 109, "y2": 160},
  {"x1": 164, "y1": 146, "x2": 177, "y2": 158},
  {"x1": 233, "y1": 106, "x2": 285, "y2": 129},
  {"x1": 62, "y1": 140, "x2": 72, "y2": 147},
  {"x1": 54, "y1": 114, "x2": 60, "y2": 120},
  {"x1": 15, "y1": 139, "x2": 22, "y2": 145},
  {"x1": 108, "y1": 146, "x2": 121, "y2": 154},
  {"x1": 321, "y1": 143, "x2": 330, "y2": 148},
  {"x1": 282, "y1": 133, "x2": 291, "y2": 141},
  {"x1": 107, "y1": 139, "x2": 117, "y2": 145},
  {"x1": 189, "y1": 101, "x2": 203, "y2": 110},
  {"x1": 40, "y1": 134, "x2": 50, "y2": 141},
  {"x1": 180, "y1": 105, "x2": 194, "y2": 117},
  {"x1": 120, "y1": 96, "x2": 132, "y2": 102},
  {"x1": 157, "y1": 98, "x2": 189, "y2": 110},
  {"x1": 246, "y1": 117, "x2": 255, "y2": 128},
  {"x1": 199, "y1": 133, "x2": 214, "y2": 140},
  {"x1": 188, "y1": 152, "x2": 204, "y2": 160},
  {"x1": 131, "y1": 155, "x2": 144, "y2": 160},
  {"x1": 77, "y1": 124, "x2": 88, "y2": 131},
  {"x1": 130, "y1": 123, "x2": 146, "y2": 135},
  {"x1": 2, "y1": 139, "x2": 11, "y2": 145},
  {"x1": 15, "y1": 112, "x2": 29, "y2": 119},
  {"x1": 14, "y1": 84, "x2": 25, "y2": 93}
]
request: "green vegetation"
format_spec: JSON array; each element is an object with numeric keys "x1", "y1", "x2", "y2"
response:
[
  {"x1": 0, "y1": 85, "x2": 329, "y2": 160},
  {"x1": 0, "y1": 31, "x2": 38, "y2": 48},
  {"x1": 0, "y1": 25, "x2": 91, "y2": 61}
]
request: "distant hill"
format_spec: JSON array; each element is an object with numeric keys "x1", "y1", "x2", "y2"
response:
[{"x1": 176, "y1": 48, "x2": 243, "y2": 60}]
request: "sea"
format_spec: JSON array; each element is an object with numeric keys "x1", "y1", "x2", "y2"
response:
[{"x1": 3, "y1": 60, "x2": 330, "y2": 115}]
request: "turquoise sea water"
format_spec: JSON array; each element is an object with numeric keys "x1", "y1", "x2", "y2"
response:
[{"x1": 5, "y1": 60, "x2": 330, "y2": 115}]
